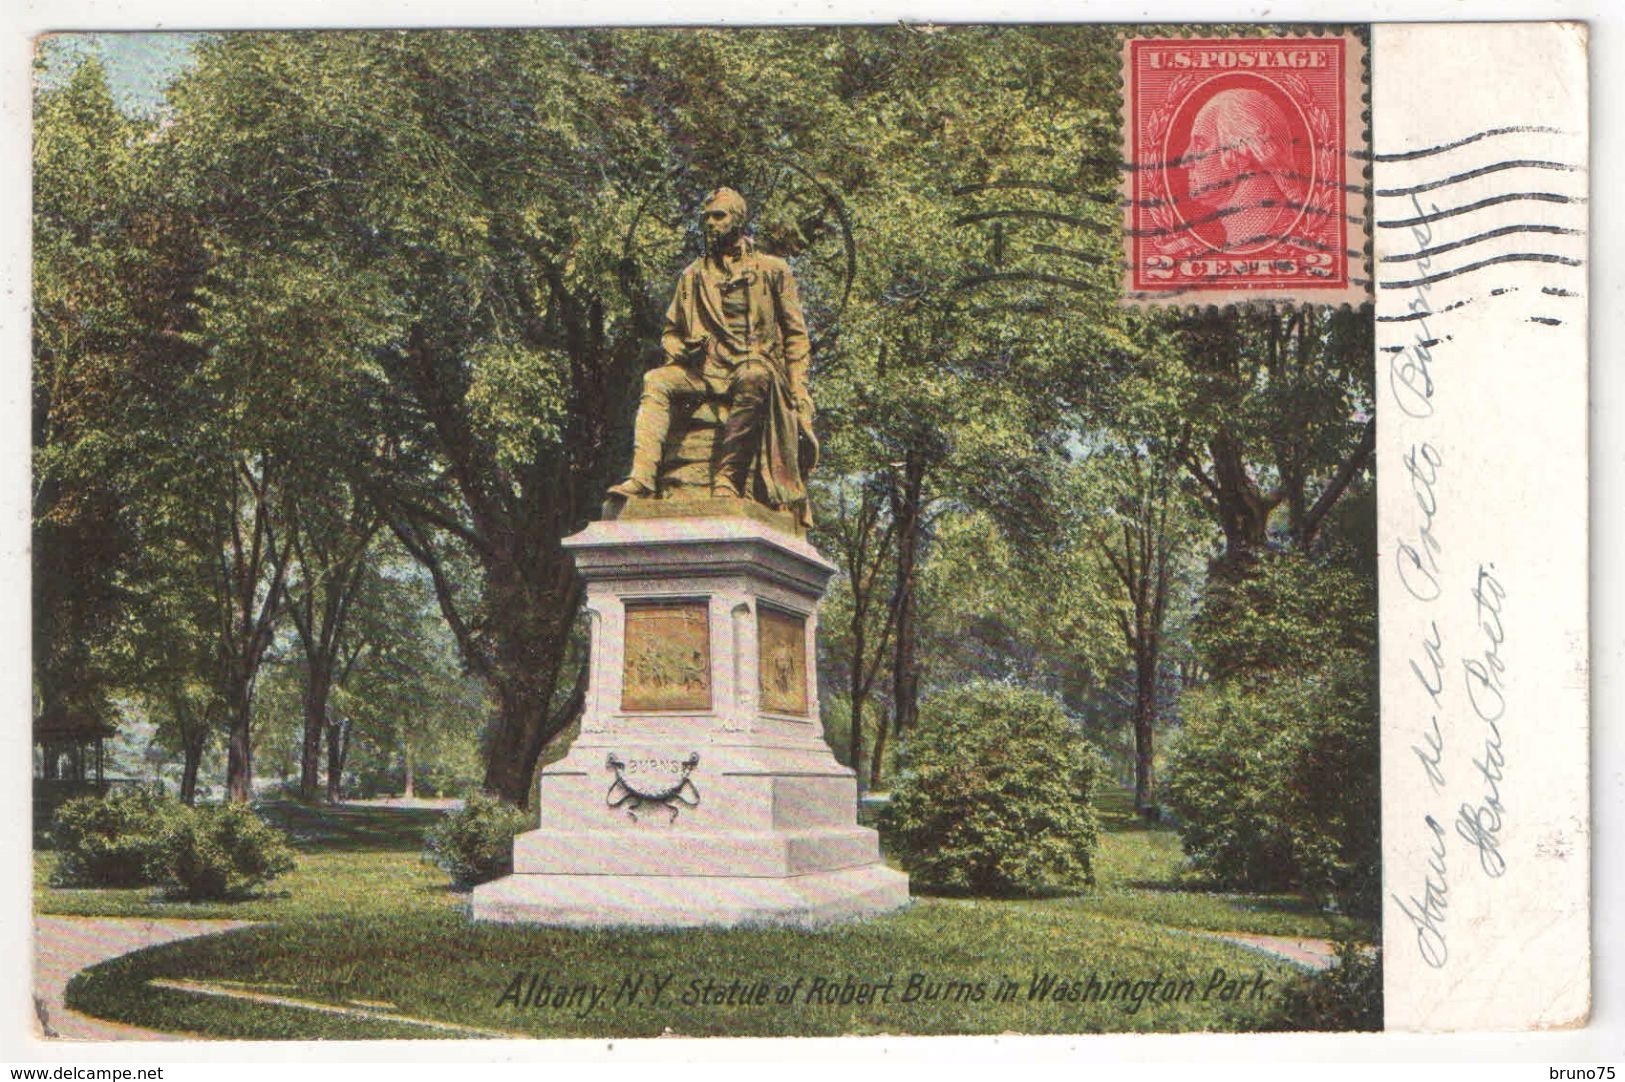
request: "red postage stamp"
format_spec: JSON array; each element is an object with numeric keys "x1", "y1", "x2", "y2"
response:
[{"x1": 1121, "y1": 34, "x2": 1368, "y2": 305}]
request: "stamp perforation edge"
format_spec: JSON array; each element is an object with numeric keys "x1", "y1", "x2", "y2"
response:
[{"x1": 1117, "y1": 28, "x2": 1371, "y2": 310}]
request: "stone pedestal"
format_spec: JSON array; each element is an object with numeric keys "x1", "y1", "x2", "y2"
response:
[{"x1": 472, "y1": 501, "x2": 910, "y2": 927}]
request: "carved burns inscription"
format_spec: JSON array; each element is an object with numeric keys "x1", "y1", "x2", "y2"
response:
[
  {"x1": 622, "y1": 601, "x2": 711, "y2": 712},
  {"x1": 757, "y1": 606, "x2": 808, "y2": 715}
]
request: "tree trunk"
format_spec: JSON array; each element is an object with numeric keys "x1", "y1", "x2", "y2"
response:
[
  {"x1": 180, "y1": 732, "x2": 205, "y2": 805},
  {"x1": 325, "y1": 715, "x2": 350, "y2": 804},
  {"x1": 889, "y1": 609, "x2": 920, "y2": 740},
  {"x1": 1205, "y1": 431, "x2": 1273, "y2": 574},
  {"x1": 458, "y1": 549, "x2": 585, "y2": 799},
  {"x1": 1132, "y1": 645, "x2": 1158, "y2": 813},
  {"x1": 888, "y1": 454, "x2": 927, "y2": 747},
  {"x1": 848, "y1": 620, "x2": 867, "y2": 783},
  {"x1": 1100, "y1": 453, "x2": 1181, "y2": 819},
  {"x1": 402, "y1": 739, "x2": 415, "y2": 799},
  {"x1": 481, "y1": 687, "x2": 561, "y2": 806},
  {"x1": 299, "y1": 662, "x2": 331, "y2": 803},
  {"x1": 868, "y1": 710, "x2": 890, "y2": 791},
  {"x1": 224, "y1": 679, "x2": 253, "y2": 803}
]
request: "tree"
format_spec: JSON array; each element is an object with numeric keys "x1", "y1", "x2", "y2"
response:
[
  {"x1": 34, "y1": 45, "x2": 312, "y2": 805},
  {"x1": 1164, "y1": 516, "x2": 1379, "y2": 914},
  {"x1": 113, "y1": 402, "x2": 291, "y2": 805},
  {"x1": 279, "y1": 483, "x2": 381, "y2": 801},
  {"x1": 215, "y1": 456, "x2": 291, "y2": 802},
  {"x1": 141, "y1": 393, "x2": 292, "y2": 805},
  {"x1": 1138, "y1": 302, "x2": 1378, "y2": 909},
  {"x1": 336, "y1": 587, "x2": 489, "y2": 801},
  {"x1": 911, "y1": 504, "x2": 1118, "y2": 702},
  {"x1": 812, "y1": 475, "x2": 900, "y2": 784},
  {"x1": 154, "y1": 683, "x2": 222, "y2": 804},
  {"x1": 123, "y1": 545, "x2": 230, "y2": 804},
  {"x1": 804, "y1": 28, "x2": 1131, "y2": 782},
  {"x1": 32, "y1": 53, "x2": 160, "y2": 744},
  {"x1": 253, "y1": 560, "x2": 490, "y2": 803},
  {"x1": 32, "y1": 47, "x2": 297, "y2": 807},
  {"x1": 1086, "y1": 447, "x2": 1203, "y2": 813},
  {"x1": 164, "y1": 32, "x2": 688, "y2": 805},
  {"x1": 1165, "y1": 307, "x2": 1374, "y2": 572}
]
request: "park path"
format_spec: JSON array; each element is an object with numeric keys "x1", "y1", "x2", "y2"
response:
[
  {"x1": 1192, "y1": 930, "x2": 1339, "y2": 970},
  {"x1": 32, "y1": 915, "x2": 254, "y2": 1041}
]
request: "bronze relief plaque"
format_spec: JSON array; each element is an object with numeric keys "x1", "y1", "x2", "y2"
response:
[
  {"x1": 622, "y1": 601, "x2": 711, "y2": 712},
  {"x1": 758, "y1": 606, "x2": 808, "y2": 716}
]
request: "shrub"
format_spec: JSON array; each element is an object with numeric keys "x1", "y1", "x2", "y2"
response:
[
  {"x1": 1257, "y1": 941, "x2": 1383, "y2": 1032},
  {"x1": 49, "y1": 785, "x2": 182, "y2": 887},
  {"x1": 423, "y1": 793, "x2": 530, "y2": 888},
  {"x1": 1163, "y1": 656, "x2": 1379, "y2": 914},
  {"x1": 879, "y1": 682, "x2": 1104, "y2": 895},
  {"x1": 1167, "y1": 545, "x2": 1381, "y2": 917},
  {"x1": 164, "y1": 802, "x2": 298, "y2": 900}
]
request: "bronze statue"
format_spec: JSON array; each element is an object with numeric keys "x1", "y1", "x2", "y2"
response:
[{"x1": 608, "y1": 188, "x2": 817, "y2": 525}]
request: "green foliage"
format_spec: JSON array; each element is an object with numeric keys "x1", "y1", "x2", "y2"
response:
[
  {"x1": 49, "y1": 786, "x2": 183, "y2": 887},
  {"x1": 335, "y1": 574, "x2": 494, "y2": 794},
  {"x1": 1165, "y1": 550, "x2": 1380, "y2": 915},
  {"x1": 1150, "y1": 306, "x2": 1374, "y2": 564},
  {"x1": 164, "y1": 802, "x2": 299, "y2": 900},
  {"x1": 422, "y1": 794, "x2": 531, "y2": 888},
  {"x1": 1194, "y1": 547, "x2": 1374, "y2": 682},
  {"x1": 818, "y1": 693, "x2": 857, "y2": 768},
  {"x1": 38, "y1": 801, "x2": 461, "y2": 922},
  {"x1": 49, "y1": 788, "x2": 296, "y2": 899},
  {"x1": 880, "y1": 682, "x2": 1103, "y2": 895},
  {"x1": 917, "y1": 509, "x2": 1123, "y2": 695},
  {"x1": 1258, "y1": 942, "x2": 1382, "y2": 1032},
  {"x1": 161, "y1": 30, "x2": 690, "y2": 801},
  {"x1": 44, "y1": 800, "x2": 1364, "y2": 1038},
  {"x1": 32, "y1": 54, "x2": 159, "y2": 736}
]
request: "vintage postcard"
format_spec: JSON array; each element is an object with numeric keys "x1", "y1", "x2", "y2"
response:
[{"x1": 12, "y1": 13, "x2": 1596, "y2": 1062}]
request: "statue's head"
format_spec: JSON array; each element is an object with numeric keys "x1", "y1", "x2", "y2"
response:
[{"x1": 701, "y1": 187, "x2": 748, "y2": 249}]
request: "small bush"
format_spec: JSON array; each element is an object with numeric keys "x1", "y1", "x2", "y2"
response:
[
  {"x1": 423, "y1": 793, "x2": 530, "y2": 888},
  {"x1": 1163, "y1": 658, "x2": 1379, "y2": 914},
  {"x1": 164, "y1": 803, "x2": 298, "y2": 901},
  {"x1": 49, "y1": 789, "x2": 297, "y2": 900},
  {"x1": 879, "y1": 682, "x2": 1104, "y2": 896},
  {"x1": 49, "y1": 786, "x2": 182, "y2": 887},
  {"x1": 1257, "y1": 941, "x2": 1382, "y2": 1032}
]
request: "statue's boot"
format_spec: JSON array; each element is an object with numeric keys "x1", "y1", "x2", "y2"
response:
[
  {"x1": 611, "y1": 366, "x2": 689, "y2": 498},
  {"x1": 607, "y1": 478, "x2": 655, "y2": 499},
  {"x1": 713, "y1": 362, "x2": 771, "y2": 498}
]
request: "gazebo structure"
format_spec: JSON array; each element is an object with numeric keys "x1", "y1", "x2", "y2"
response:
[{"x1": 33, "y1": 707, "x2": 116, "y2": 823}]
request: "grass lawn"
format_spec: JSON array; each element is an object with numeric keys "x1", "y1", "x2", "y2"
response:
[
  {"x1": 36, "y1": 802, "x2": 462, "y2": 923},
  {"x1": 1076, "y1": 789, "x2": 1368, "y2": 941},
  {"x1": 39, "y1": 793, "x2": 1373, "y2": 1039}
]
